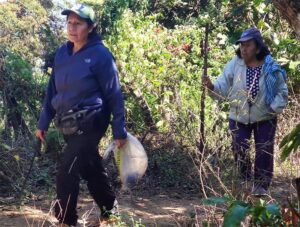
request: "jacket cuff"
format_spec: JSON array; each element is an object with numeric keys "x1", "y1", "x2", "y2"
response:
[
  {"x1": 37, "y1": 122, "x2": 49, "y2": 131},
  {"x1": 270, "y1": 102, "x2": 283, "y2": 114},
  {"x1": 113, "y1": 127, "x2": 127, "y2": 140}
]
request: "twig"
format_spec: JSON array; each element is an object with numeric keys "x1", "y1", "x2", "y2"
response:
[
  {"x1": 199, "y1": 23, "x2": 209, "y2": 153},
  {"x1": 17, "y1": 139, "x2": 42, "y2": 205},
  {"x1": 287, "y1": 197, "x2": 300, "y2": 220}
]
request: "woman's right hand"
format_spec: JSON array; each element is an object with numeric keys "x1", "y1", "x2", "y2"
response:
[
  {"x1": 35, "y1": 129, "x2": 46, "y2": 142},
  {"x1": 202, "y1": 75, "x2": 214, "y2": 90},
  {"x1": 114, "y1": 138, "x2": 127, "y2": 149}
]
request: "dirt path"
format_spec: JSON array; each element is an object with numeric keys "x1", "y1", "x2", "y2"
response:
[
  {"x1": 0, "y1": 192, "x2": 200, "y2": 227},
  {"x1": 0, "y1": 173, "x2": 296, "y2": 227}
]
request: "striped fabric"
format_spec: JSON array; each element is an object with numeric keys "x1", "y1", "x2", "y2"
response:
[{"x1": 262, "y1": 55, "x2": 287, "y2": 106}]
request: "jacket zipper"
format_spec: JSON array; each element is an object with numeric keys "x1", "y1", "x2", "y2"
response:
[{"x1": 248, "y1": 102, "x2": 251, "y2": 124}]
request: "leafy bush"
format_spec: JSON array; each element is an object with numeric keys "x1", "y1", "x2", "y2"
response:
[
  {"x1": 105, "y1": 10, "x2": 233, "y2": 143},
  {"x1": 203, "y1": 197, "x2": 284, "y2": 226},
  {"x1": 280, "y1": 123, "x2": 300, "y2": 162}
]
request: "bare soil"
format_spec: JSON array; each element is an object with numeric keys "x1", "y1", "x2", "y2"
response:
[
  {"x1": 0, "y1": 191, "x2": 200, "y2": 227},
  {"x1": 0, "y1": 173, "x2": 296, "y2": 227}
]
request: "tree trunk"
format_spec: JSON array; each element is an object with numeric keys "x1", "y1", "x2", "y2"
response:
[
  {"x1": 124, "y1": 82, "x2": 157, "y2": 131},
  {"x1": 272, "y1": 0, "x2": 300, "y2": 40},
  {"x1": 3, "y1": 93, "x2": 30, "y2": 136}
]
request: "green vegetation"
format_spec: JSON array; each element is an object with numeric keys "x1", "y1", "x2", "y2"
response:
[
  {"x1": 203, "y1": 197, "x2": 283, "y2": 226},
  {"x1": 280, "y1": 123, "x2": 300, "y2": 162},
  {"x1": 0, "y1": 0, "x2": 299, "y2": 225}
]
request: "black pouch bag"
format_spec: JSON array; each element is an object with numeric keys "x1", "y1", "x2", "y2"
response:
[
  {"x1": 54, "y1": 109, "x2": 98, "y2": 135},
  {"x1": 54, "y1": 111, "x2": 80, "y2": 135}
]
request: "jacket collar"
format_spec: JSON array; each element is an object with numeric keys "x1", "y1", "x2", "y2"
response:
[
  {"x1": 236, "y1": 56, "x2": 246, "y2": 66},
  {"x1": 66, "y1": 34, "x2": 103, "y2": 55}
]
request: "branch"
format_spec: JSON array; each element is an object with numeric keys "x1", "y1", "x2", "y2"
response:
[{"x1": 272, "y1": 0, "x2": 300, "y2": 40}]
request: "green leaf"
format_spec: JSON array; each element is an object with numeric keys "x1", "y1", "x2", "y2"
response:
[
  {"x1": 0, "y1": 143, "x2": 11, "y2": 151},
  {"x1": 251, "y1": 206, "x2": 266, "y2": 221},
  {"x1": 253, "y1": 0, "x2": 264, "y2": 6},
  {"x1": 259, "y1": 198, "x2": 266, "y2": 206},
  {"x1": 257, "y1": 20, "x2": 264, "y2": 29},
  {"x1": 280, "y1": 124, "x2": 300, "y2": 161},
  {"x1": 279, "y1": 134, "x2": 290, "y2": 148},
  {"x1": 220, "y1": 112, "x2": 227, "y2": 120},
  {"x1": 277, "y1": 58, "x2": 289, "y2": 64},
  {"x1": 272, "y1": 33, "x2": 280, "y2": 45},
  {"x1": 289, "y1": 61, "x2": 300, "y2": 70},
  {"x1": 224, "y1": 205, "x2": 249, "y2": 227},
  {"x1": 232, "y1": 200, "x2": 248, "y2": 207},
  {"x1": 221, "y1": 0, "x2": 229, "y2": 4},
  {"x1": 156, "y1": 120, "x2": 165, "y2": 128},
  {"x1": 201, "y1": 196, "x2": 230, "y2": 206},
  {"x1": 265, "y1": 204, "x2": 281, "y2": 216},
  {"x1": 280, "y1": 141, "x2": 295, "y2": 162}
]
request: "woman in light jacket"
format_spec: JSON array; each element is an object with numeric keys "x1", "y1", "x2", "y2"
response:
[{"x1": 203, "y1": 28, "x2": 288, "y2": 196}]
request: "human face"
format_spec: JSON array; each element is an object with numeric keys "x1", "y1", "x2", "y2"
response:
[
  {"x1": 240, "y1": 39, "x2": 260, "y2": 63},
  {"x1": 67, "y1": 12, "x2": 92, "y2": 48}
]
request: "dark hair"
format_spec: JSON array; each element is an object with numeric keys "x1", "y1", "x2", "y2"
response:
[
  {"x1": 86, "y1": 22, "x2": 98, "y2": 39},
  {"x1": 236, "y1": 39, "x2": 270, "y2": 61}
]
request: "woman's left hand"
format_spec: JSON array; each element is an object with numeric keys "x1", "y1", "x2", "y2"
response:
[{"x1": 115, "y1": 139, "x2": 127, "y2": 149}]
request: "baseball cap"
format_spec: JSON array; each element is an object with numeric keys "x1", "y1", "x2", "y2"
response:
[
  {"x1": 235, "y1": 28, "x2": 263, "y2": 44},
  {"x1": 62, "y1": 4, "x2": 95, "y2": 23}
]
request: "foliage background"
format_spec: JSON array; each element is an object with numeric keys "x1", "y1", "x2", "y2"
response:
[{"x1": 0, "y1": 0, "x2": 299, "y2": 224}]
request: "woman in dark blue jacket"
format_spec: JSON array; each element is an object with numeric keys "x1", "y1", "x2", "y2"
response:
[{"x1": 35, "y1": 4, "x2": 127, "y2": 226}]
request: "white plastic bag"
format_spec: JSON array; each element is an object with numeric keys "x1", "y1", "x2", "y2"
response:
[{"x1": 103, "y1": 133, "x2": 148, "y2": 189}]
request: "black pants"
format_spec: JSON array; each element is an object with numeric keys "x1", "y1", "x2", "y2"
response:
[
  {"x1": 54, "y1": 113, "x2": 115, "y2": 226},
  {"x1": 229, "y1": 118, "x2": 277, "y2": 189}
]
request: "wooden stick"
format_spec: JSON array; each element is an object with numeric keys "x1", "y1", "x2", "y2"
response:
[
  {"x1": 17, "y1": 139, "x2": 42, "y2": 205},
  {"x1": 199, "y1": 23, "x2": 209, "y2": 153},
  {"x1": 294, "y1": 177, "x2": 300, "y2": 213}
]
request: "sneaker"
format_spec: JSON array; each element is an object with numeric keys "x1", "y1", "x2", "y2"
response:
[
  {"x1": 251, "y1": 185, "x2": 268, "y2": 196},
  {"x1": 58, "y1": 224, "x2": 75, "y2": 227},
  {"x1": 85, "y1": 217, "x2": 117, "y2": 226},
  {"x1": 101, "y1": 199, "x2": 119, "y2": 219}
]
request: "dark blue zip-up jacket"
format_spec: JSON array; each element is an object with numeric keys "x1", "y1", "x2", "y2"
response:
[{"x1": 38, "y1": 34, "x2": 127, "y2": 139}]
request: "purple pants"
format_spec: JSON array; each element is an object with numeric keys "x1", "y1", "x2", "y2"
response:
[{"x1": 229, "y1": 118, "x2": 277, "y2": 189}]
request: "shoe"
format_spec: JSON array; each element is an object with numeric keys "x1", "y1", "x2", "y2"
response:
[
  {"x1": 251, "y1": 185, "x2": 268, "y2": 196},
  {"x1": 86, "y1": 203, "x2": 119, "y2": 226},
  {"x1": 101, "y1": 199, "x2": 119, "y2": 219},
  {"x1": 85, "y1": 217, "x2": 117, "y2": 226},
  {"x1": 57, "y1": 224, "x2": 75, "y2": 227}
]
